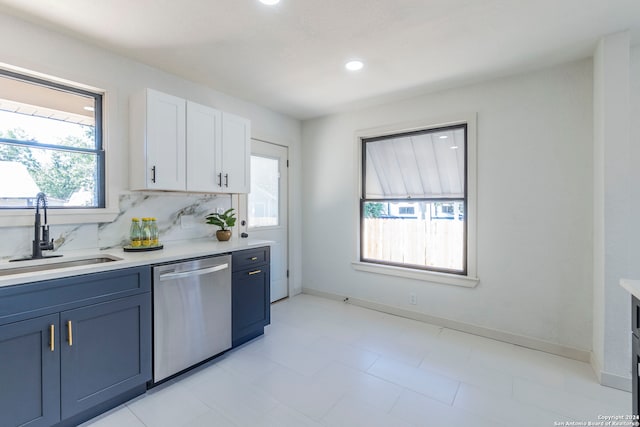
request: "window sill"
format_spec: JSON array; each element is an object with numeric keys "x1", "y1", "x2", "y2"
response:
[
  {"x1": 0, "y1": 208, "x2": 120, "y2": 227},
  {"x1": 351, "y1": 261, "x2": 479, "y2": 288}
]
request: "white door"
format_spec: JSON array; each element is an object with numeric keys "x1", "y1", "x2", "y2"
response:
[{"x1": 239, "y1": 140, "x2": 288, "y2": 302}]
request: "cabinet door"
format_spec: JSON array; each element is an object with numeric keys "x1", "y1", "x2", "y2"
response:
[
  {"x1": 186, "y1": 101, "x2": 222, "y2": 192},
  {"x1": 0, "y1": 314, "x2": 60, "y2": 427},
  {"x1": 221, "y1": 112, "x2": 251, "y2": 193},
  {"x1": 146, "y1": 89, "x2": 186, "y2": 191},
  {"x1": 232, "y1": 265, "x2": 270, "y2": 347},
  {"x1": 60, "y1": 294, "x2": 151, "y2": 419}
]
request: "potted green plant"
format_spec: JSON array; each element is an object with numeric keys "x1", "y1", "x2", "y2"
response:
[{"x1": 205, "y1": 208, "x2": 237, "y2": 241}]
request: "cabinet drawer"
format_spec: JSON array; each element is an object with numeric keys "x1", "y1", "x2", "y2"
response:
[
  {"x1": 232, "y1": 247, "x2": 270, "y2": 272},
  {"x1": 0, "y1": 266, "x2": 151, "y2": 326}
]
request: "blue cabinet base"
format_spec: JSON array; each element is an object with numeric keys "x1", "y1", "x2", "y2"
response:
[
  {"x1": 232, "y1": 327, "x2": 265, "y2": 348},
  {"x1": 54, "y1": 385, "x2": 146, "y2": 427}
]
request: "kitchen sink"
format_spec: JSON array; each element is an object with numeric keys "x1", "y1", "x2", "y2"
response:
[{"x1": 0, "y1": 255, "x2": 122, "y2": 277}]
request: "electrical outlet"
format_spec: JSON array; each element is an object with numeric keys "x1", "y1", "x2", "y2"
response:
[
  {"x1": 180, "y1": 214, "x2": 196, "y2": 229},
  {"x1": 409, "y1": 293, "x2": 417, "y2": 305}
]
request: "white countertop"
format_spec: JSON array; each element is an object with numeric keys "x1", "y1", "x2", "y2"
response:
[
  {"x1": 620, "y1": 278, "x2": 640, "y2": 299},
  {"x1": 0, "y1": 238, "x2": 272, "y2": 288}
]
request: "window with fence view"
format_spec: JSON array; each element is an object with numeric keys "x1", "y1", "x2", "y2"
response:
[
  {"x1": 361, "y1": 124, "x2": 467, "y2": 274},
  {"x1": 0, "y1": 69, "x2": 104, "y2": 209}
]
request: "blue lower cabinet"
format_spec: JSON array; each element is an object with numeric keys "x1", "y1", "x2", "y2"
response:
[
  {"x1": 231, "y1": 247, "x2": 271, "y2": 348},
  {"x1": 0, "y1": 267, "x2": 152, "y2": 427},
  {"x1": 60, "y1": 294, "x2": 151, "y2": 419},
  {"x1": 0, "y1": 314, "x2": 60, "y2": 427}
]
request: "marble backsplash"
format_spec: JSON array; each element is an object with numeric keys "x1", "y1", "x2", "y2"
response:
[{"x1": 0, "y1": 192, "x2": 232, "y2": 260}]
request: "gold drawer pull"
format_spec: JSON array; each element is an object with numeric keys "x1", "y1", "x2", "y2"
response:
[
  {"x1": 67, "y1": 320, "x2": 73, "y2": 346},
  {"x1": 49, "y1": 324, "x2": 55, "y2": 352},
  {"x1": 250, "y1": 257, "x2": 258, "y2": 261},
  {"x1": 248, "y1": 270, "x2": 262, "y2": 275}
]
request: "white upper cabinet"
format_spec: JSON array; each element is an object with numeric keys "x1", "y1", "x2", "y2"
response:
[
  {"x1": 130, "y1": 89, "x2": 186, "y2": 191},
  {"x1": 186, "y1": 101, "x2": 221, "y2": 192},
  {"x1": 220, "y1": 112, "x2": 250, "y2": 194},
  {"x1": 130, "y1": 89, "x2": 251, "y2": 194}
]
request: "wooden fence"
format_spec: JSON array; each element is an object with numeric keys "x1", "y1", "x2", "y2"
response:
[{"x1": 362, "y1": 218, "x2": 464, "y2": 270}]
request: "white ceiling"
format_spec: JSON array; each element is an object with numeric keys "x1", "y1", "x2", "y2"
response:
[{"x1": 1, "y1": 0, "x2": 639, "y2": 120}]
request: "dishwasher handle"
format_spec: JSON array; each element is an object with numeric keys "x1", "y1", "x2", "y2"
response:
[{"x1": 159, "y1": 263, "x2": 229, "y2": 281}]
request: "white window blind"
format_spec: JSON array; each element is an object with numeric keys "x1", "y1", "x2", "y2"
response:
[{"x1": 364, "y1": 127, "x2": 465, "y2": 199}]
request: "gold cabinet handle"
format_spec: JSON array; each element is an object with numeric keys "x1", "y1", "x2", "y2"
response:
[
  {"x1": 67, "y1": 320, "x2": 73, "y2": 346},
  {"x1": 250, "y1": 257, "x2": 258, "y2": 261},
  {"x1": 248, "y1": 270, "x2": 262, "y2": 275},
  {"x1": 49, "y1": 324, "x2": 55, "y2": 352}
]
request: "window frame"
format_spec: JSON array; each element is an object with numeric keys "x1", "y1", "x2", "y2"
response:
[
  {"x1": 360, "y1": 123, "x2": 468, "y2": 275},
  {"x1": 0, "y1": 65, "x2": 118, "y2": 227},
  {"x1": 352, "y1": 114, "x2": 479, "y2": 288},
  {"x1": 0, "y1": 68, "x2": 105, "y2": 209},
  {"x1": 398, "y1": 206, "x2": 415, "y2": 215}
]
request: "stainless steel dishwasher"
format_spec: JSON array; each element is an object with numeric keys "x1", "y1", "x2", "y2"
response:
[{"x1": 152, "y1": 255, "x2": 231, "y2": 383}]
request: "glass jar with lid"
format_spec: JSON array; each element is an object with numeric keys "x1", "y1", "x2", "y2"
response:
[
  {"x1": 141, "y1": 218, "x2": 152, "y2": 246},
  {"x1": 129, "y1": 218, "x2": 142, "y2": 247},
  {"x1": 150, "y1": 217, "x2": 159, "y2": 246}
]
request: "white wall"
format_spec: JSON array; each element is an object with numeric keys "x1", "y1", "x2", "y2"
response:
[
  {"x1": 302, "y1": 59, "x2": 594, "y2": 353},
  {"x1": 0, "y1": 13, "x2": 303, "y2": 293},
  {"x1": 632, "y1": 46, "x2": 640, "y2": 272},
  {"x1": 614, "y1": 43, "x2": 640, "y2": 387},
  {"x1": 592, "y1": 32, "x2": 634, "y2": 390}
]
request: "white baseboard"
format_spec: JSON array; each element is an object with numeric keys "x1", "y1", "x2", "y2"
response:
[
  {"x1": 590, "y1": 352, "x2": 632, "y2": 392},
  {"x1": 302, "y1": 287, "x2": 591, "y2": 363},
  {"x1": 601, "y1": 371, "x2": 632, "y2": 392}
]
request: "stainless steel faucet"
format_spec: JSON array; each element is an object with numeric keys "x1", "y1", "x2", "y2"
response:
[{"x1": 32, "y1": 192, "x2": 55, "y2": 259}]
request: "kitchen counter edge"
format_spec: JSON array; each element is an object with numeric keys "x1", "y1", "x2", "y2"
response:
[
  {"x1": 621, "y1": 278, "x2": 640, "y2": 299},
  {"x1": 0, "y1": 238, "x2": 273, "y2": 288}
]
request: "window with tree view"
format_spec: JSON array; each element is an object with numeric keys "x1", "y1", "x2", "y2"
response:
[
  {"x1": 361, "y1": 124, "x2": 467, "y2": 274},
  {"x1": 0, "y1": 69, "x2": 103, "y2": 209}
]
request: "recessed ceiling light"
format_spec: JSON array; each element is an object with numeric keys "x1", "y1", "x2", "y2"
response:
[
  {"x1": 345, "y1": 60, "x2": 364, "y2": 71},
  {"x1": 83, "y1": 106, "x2": 95, "y2": 112},
  {"x1": 259, "y1": 0, "x2": 280, "y2": 5},
  {"x1": 450, "y1": 146, "x2": 459, "y2": 150},
  {"x1": 439, "y1": 135, "x2": 448, "y2": 139}
]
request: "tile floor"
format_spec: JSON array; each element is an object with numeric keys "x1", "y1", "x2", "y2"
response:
[{"x1": 82, "y1": 294, "x2": 631, "y2": 427}]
